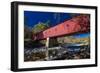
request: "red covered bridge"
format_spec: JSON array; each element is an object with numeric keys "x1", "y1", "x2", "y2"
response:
[{"x1": 33, "y1": 15, "x2": 90, "y2": 40}]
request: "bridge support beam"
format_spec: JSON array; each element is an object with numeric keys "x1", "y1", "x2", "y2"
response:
[
  {"x1": 46, "y1": 37, "x2": 50, "y2": 48},
  {"x1": 45, "y1": 37, "x2": 50, "y2": 60}
]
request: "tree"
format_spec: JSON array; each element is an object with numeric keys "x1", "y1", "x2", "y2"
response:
[
  {"x1": 32, "y1": 21, "x2": 50, "y2": 34},
  {"x1": 24, "y1": 25, "x2": 32, "y2": 39}
]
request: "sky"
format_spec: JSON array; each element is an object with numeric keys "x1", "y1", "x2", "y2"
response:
[
  {"x1": 24, "y1": 11, "x2": 90, "y2": 38},
  {"x1": 73, "y1": 33, "x2": 90, "y2": 38},
  {"x1": 24, "y1": 11, "x2": 76, "y2": 27}
]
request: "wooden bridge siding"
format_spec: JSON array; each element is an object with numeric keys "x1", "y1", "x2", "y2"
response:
[{"x1": 32, "y1": 15, "x2": 89, "y2": 40}]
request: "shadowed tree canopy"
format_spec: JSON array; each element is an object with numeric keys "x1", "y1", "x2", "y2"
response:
[{"x1": 24, "y1": 25, "x2": 32, "y2": 39}]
